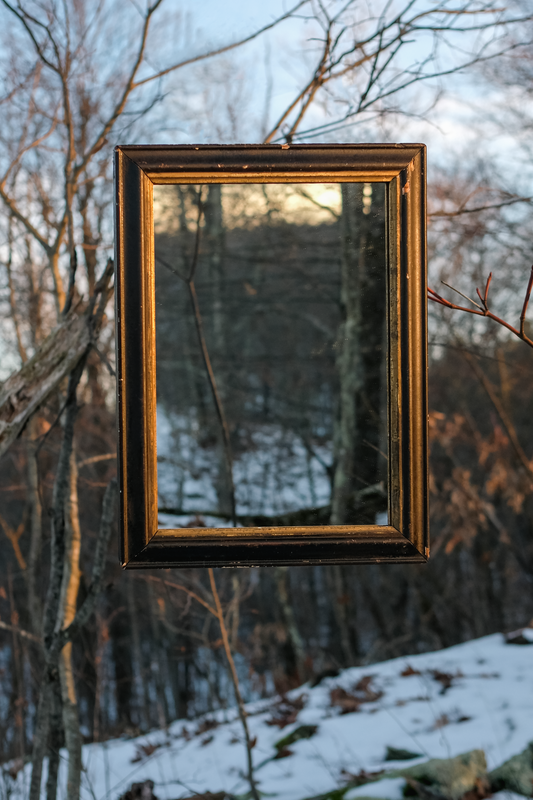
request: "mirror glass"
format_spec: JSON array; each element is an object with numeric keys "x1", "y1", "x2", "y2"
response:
[{"x1": 153, "y1": 183, "x2": 388, "y2": 529}]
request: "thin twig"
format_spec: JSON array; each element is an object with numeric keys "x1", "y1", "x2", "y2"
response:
[
  {"x1": 440, "y1": 280, "x2": 482, "y2": 309},
  {"x1": 428, "y1": 268, "x2": 533, "y2": 349},
  {"x1": 170, "y1": 189, "x2": 237, "y2": 526},
  {"x1": 132, "y1": 0, "x2": 310, "y2": 89},
  {"x1": 209, "y1": 569, "x2": 260, "y2": 800},
  {"x1": 0, "y1": 619, "x2": 41, "y2": 643},
  {"x1": 137, "y1": 574, "x2": 217, "y2": 618},
  {"x1": 520, "y1": 265, "x2": 533, "y2": 339},
  {"x1": 188, "y1": 283, "x2": 237, "y2": 526},
  {"x1": 484, "y1": 273, "x2": 492, "y2": 306}
]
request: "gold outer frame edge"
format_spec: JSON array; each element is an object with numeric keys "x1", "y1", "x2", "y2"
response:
[{"x1": 114, "y1": 143, "x2": 428, "y2": 568}]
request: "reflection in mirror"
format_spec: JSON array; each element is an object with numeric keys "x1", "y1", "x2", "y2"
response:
[{"x1": 153, "y1": 183, "x2": 388, "y2": 529}]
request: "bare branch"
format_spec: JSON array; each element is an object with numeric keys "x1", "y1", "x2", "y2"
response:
[
  {"x1": 74, "y1": 0, "x2": 164, "y2": 176},
  {"x1": 440, "y1": 280, "x2": 482, "y2": 309},
  {"x1": 520, "y1": 265, "x2": 533, "y2": 339},
  {"x1": 138, "y1": 575, "x2": 218, "y2": 618},
  {"x1": 132, "y1": 0, "x2": 310, "y2": 89},
  {"x1": 0, "y1": 619, "x2": 41, "y2": 643},
  {"x1": 429, "y1": 195, "x2": 533, "y2": 217},
  {"x1": 428, "y1": 268, "x2": 533, "y2": 349},
  {"x1": 0, "y1": 183, "x2": 51, "y2": 253}
]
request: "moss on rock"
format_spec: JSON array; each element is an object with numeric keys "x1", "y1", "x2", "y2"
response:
[{"x1": 489, "y1": 742, "x2": 533, "y2": 796}]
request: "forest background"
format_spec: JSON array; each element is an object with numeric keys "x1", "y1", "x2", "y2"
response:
[{"x1": 0, "y1": 0, "x2": 533, "y2": 798}]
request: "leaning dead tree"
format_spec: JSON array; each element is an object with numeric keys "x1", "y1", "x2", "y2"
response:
[{"x1": 0, "y1": 260, "x2": 113, "y2": 459}]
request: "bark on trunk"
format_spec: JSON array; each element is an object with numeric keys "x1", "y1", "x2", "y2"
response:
[
  {"x1": 27, "y1": 416, "x2": 43, "y2": 635},
  {"x1": 45, "y1": 670, "x2": 63, "y2": 800},
  {"x1": 331, "y1": 184, "x2": 387, "y2": 524},
  {"x1": 0, "y1": 259, "x2": 113, "y2": 459},
  {"x1": 331, "y1": 184, "x2": 364, "y2": 524},
  {"x1": 147, "y1": 581, "x2": 170, "y2": 729},
  {"x1": 29, "y1": 364, "x2": 82, "y2": 800},
  {"x1": 0, "y1": 310, "x2": 89, "y2": 458},
  {"x1": 204, "y1": 184, "x2": 233, "y2": 518},
  {"x1": 275, "y1": 567, "x2": 308, "y2": 684},
  {"x1": 326, "y1": 564, "x2": 357, "y2": 666},
  {"x1": 127, "y1": 576, "x2": 151, "y2": 731},
  {"x1": 59, "y1": 450, "x2": 83, "y2": 800}
]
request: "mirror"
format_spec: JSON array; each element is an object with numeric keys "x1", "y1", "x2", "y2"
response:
[{"x1": 153, "y1": 182, "x2": 388, "y2": 530}]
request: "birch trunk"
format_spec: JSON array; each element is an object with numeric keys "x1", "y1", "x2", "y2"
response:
[
  {"x1": 59, "y1": 450, "x2": 83, "y2": 800},
  {"x1": 29, "y1": 363, "x2": 82, "y2": 800}
]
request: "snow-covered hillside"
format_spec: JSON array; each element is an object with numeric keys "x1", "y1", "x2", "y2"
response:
[{"x1": 5, "y1": 631, "x2": 533, "y2": 800}]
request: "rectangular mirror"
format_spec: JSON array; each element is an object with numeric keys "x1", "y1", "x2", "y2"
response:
[
  {"x1": 115, "y1": 144, "x2": 428, "y2": 567},
  {"x1": 154, "y1": 183, "x2": 388, "y2": 530}
]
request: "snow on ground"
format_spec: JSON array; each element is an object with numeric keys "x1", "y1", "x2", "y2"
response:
[
  {"x1": 156, "y1": 408, "x2": 334, "y2": 524},
  {"x1": 5, "y1": 632, "x2": 533, "y2": 800}
]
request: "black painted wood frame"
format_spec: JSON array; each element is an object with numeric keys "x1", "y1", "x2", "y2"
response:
[{"x1": 114, "y1": 144, "x2": 428, "y2": 568}]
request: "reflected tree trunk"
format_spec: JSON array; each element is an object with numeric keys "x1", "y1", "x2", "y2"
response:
[
  {"x1": 331, "y1": 184, "x2": 364, "y2": 524},
  {"x1": 331, "y1": 184, "x2": 387, "y2": 525},
  {"x1": 204, "y1": 184, "x2": 234, "y2": 518}
]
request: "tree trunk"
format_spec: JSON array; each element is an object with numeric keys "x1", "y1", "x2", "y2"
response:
[
  {"x1": 27, "y1": 416, "x2": 43, "y2": 635},
  {"x1": 204, "y1": 184, "x2": 233, "y2": 518},
  {"x1": 331, "y1": 183, "x2": 387, "y2": 524},
  {"x1": 331, "y1": 184, "x2": 364, "y2": 524},
  {"x1": 45, "y1": 670, "x2": 63, "y2": 800},
  {"x1": 326, "y1": 565, "x2": 357, "y2": 666},
  {"x1": 147, "y1": 581, "x2": 170, "y2": 729},
  {"x1": 29, "y1": 674, "x2": 53, "y2": 800},
  {"x1": 127, "y1": 576, "x2": 151, "y2": 730},
  {"x1": 0, "y1": 259, "x2": 112, "y2": 459},
  {"x1": 29, "y1": 364, "x2": 82, "y2": 800},
  {"x1": 59, "y1": 450, "x2": 83, "y2": 800},
  {"x1": 275, "y1": 567, "x2": 308, "y2": 684}
]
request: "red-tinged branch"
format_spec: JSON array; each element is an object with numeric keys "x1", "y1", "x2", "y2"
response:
[
  {"x1": 520, "y1": 266, "x2": 533, "y2": 340},
  {"x1": 428, "y1": 266, "x2": 533, "y2": 349}
]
